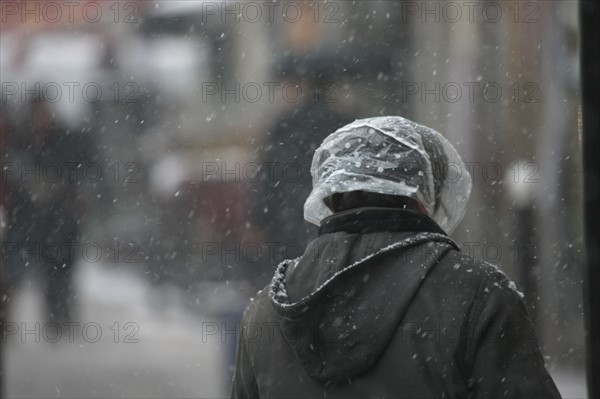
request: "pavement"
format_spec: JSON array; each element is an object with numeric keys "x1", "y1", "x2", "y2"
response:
[{"x1": 3, "y1": 261, "x2": 230, "y2": 398}]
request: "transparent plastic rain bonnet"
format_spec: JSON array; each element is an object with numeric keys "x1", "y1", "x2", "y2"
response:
[{"x1": 304, "y1": 116, "x2": 472, "y2": 234}]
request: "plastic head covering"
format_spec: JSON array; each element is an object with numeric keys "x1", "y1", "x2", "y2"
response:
[{"x1": 304, "y1": 116, "x2": 472, "y2": 234}]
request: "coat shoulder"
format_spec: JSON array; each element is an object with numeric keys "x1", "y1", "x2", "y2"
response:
[
  {"x1": 441, "y1": 249, "x2": 525, "y2": 301},
  {"x1": 241, "y1": 284, "x2": 273, "y2": 326}
]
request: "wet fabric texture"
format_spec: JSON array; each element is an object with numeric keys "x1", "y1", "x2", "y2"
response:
[{"x1": 231, "y1": 208, "x2": 561, "y2": 399}]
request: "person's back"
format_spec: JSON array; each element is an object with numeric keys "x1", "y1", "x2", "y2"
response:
[{"x1": 231, "y1": 116, "x2": 561, "y2": 398}]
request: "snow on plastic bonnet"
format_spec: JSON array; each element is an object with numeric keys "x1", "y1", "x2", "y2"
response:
[{"x1": 303, "y1": 116, "x2": 472, "y2": 234}]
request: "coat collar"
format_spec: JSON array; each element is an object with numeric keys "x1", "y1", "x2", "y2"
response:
[{"x1": 318, "y1": 207, "x2": 447, "y2": 236}]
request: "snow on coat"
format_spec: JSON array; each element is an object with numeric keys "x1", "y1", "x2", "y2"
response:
[{"x1": 231, "y1": 208, "x2": 561, "y2": 398}]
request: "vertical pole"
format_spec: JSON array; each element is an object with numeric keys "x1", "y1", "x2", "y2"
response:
[{"x1": 580, "y1": 2, "x2": 600, "y2": 398}]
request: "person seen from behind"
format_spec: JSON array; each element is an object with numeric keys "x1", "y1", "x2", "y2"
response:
[{"x1": 231, "y1": 116, "x2": 562, "y2": 398}]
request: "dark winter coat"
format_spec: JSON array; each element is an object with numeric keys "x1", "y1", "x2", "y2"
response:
[
  {"x1": 258, "y1": 100, "x2": 351, "y2": 264},
  {"x1": 231, "y1": 207, "x2": 562, "y2": 399}
]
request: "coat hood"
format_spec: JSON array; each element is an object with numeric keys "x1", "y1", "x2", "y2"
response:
[{"x1": 268, "y1": 208, "x2": 459, "y2": 384}]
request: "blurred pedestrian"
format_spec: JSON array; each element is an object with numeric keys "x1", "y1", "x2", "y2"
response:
[
  {"x1": 257, "y1": 56, "x2": 351, "y2": 267},
  {"x1": 2, "y1": 99, "x2": 92, "y2": 324}
]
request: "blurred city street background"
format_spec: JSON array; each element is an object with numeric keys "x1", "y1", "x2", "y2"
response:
[{"x1": 0, "y1": 1, "x2": 587, "y2": 397}]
